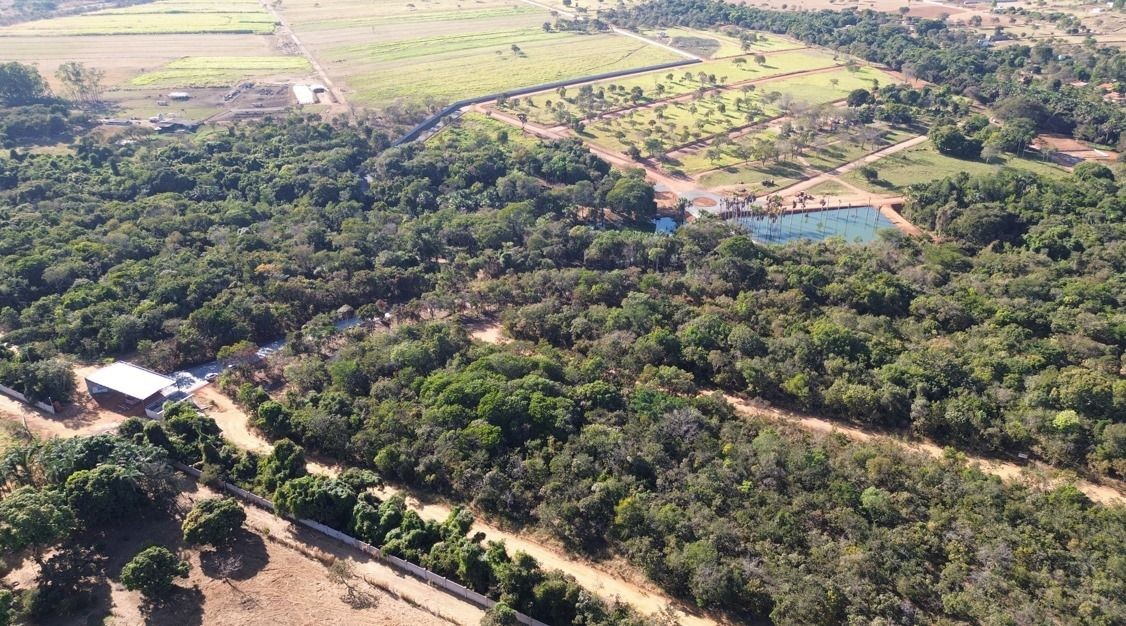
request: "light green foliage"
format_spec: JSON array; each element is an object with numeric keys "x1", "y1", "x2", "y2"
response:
[{"x1": 0, "y1": 486, "x2": 75, "y2": 556}]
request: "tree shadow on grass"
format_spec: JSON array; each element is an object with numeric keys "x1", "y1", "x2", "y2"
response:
[
  {"x1": 142, "y1": 585, "x2": 204, "y2": 626},
  {"x1": 199, "y1": 528, "x2": 269, "y2": 582}
]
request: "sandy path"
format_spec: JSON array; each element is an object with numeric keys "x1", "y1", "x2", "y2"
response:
[
  {"x1": 718, "y1": 134, "x2": 928, "y2": 197},
  {"x1": 261, "y1": 0, "x2": 350, "y2": 117},
  {"x1": 196, "y1": 382, "x2": 720, "y2": 625},
  {"x1": 720, "y1": 393, "x2": 1125, "y2": 506}
]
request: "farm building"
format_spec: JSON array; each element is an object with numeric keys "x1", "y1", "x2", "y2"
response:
[
  {"x1": 293, "y1": 84, "x2": 316, "y2": 105},
  {"x1": 154, "y1": 120, "x2": 201, "y2": 134},
  {"x1": 84, "y1": 362, "x2": 176, "y2": 416}
]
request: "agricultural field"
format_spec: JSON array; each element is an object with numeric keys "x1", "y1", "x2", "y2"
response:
[
  {"x1": 0, "y1": 33, "x2": 282, "y2": 87},
  {"x1": 643, "y1": 26, "x2": 799, "y2": 58},
  {"x1": 131, "y1": 56, "x2": 312, "y2": 88},
  {"x1": 275, "y1": 0, "x2": 692, "y2": 106},
  {"x1": 503, "y1": 46, "x2": 842, "y2": 125},
  {"x1": 0, "y1": 0, "x2": 312, "y2": 118},
  {"x1": 0, "y1": 0, "x2": 276, "y2": 35},
  {"x1": 841, "y1": 141, "x2": 1071, "y2": 192}
]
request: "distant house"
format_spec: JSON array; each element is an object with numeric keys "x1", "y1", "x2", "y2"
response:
[
  {"x1": 85, "y1": 362, "x2": 177, "y2": 416},
  {"x1": 154, "y1": 120, "x2": 201, "y2": 134}
]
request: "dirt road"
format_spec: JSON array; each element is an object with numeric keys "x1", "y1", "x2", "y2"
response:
[
  {"x1": 721, "y1": 393, "x2": 1125, "y2": 506},
  {"x1": 195, "y1": 382, "x2": 720, "y2": 625},
  {"x1": 258, "y1": 0, "x2": 350, "y2": 117},
  {"x1": 747, "y1": 134, "x2": 928, "y2": 197}
]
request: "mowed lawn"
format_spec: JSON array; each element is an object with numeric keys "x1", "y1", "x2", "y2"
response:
[
  {"x1": 328, "y1": 29, "x2": 684, "y2": 104},
  {"x1": 131, "y1": 56, "x2": 312, "y2": 87},
  {"x1": 0, "y1": 0, "x2": 275, "y2": 35},
  {"x1": 842, "y1": 141, "x2": 1070, "y2": 192}
]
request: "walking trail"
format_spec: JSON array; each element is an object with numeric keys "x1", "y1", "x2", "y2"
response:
[
  {"x1": 259, "y1": 0, "x2": 350, "y2": 117},
  {"x1": 467, "y1": 322, "x2": 1124, "y2": 506},
  {"x1": 190, "y1": 388, "x2": 721, "y2": 625},
  {"x1": 720, "y1": 393, "x2": 1125, "y2": 506}
]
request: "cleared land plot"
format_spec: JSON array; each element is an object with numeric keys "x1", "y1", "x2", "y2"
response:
[
  {"x1": 510, "y1": 48, "x2": 840, "y2": 125},
  {"x1": 276, "y1": 0, "x2": 685, "y2": 105},
  {"x1": 131, "y1": 56, "x2": 312, "y2": 87},
  {"x1": 0, "y1": 33, "x2": 281, "y2": 88},
  {"x1": 695, "y1": 124, "x2": 918, "y2": 189},
  {"x1": 642, "y1": 26, "x2": 797, "y2": 58},
  {"x1": 0, "y1": 0, "x2": 275, "y2": 35},
  {"x1": 572, "y1": 65, "x2": 903, "y2": 162},
  {"x1": 326, "y1": 29, "x2": 683, "y2": 104},
  {"x1": 757, "y1": 66, "x2": 898, "y2": 103},
  {"x1": 842, "y1": 141, "x2": 1070, "y2": 192},
  {"x1": 440, "y1": 111, "x2": 540, "y2": 148}
]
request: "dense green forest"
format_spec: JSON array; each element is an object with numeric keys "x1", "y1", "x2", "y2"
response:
[
  {"x1": 0, "y1": 417, "x2": 651, "y2": 625},
  {"x1": 0, "y1": 111, "x2": 651, "y2": 369},
  {"x1": 606, "y1": 0, "x2": 1126, "y2": 148},
  {"x1": 0, "y1": 3, "x2": 1124, "y2": 623}
]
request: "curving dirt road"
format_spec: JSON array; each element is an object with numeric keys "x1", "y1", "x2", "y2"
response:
[
  {"x1": 192, "y1": 381, "x2": 719, "y2": 625},
  {"x1": 720, "y1": 393, "x2": 1125, "y2": 506}
]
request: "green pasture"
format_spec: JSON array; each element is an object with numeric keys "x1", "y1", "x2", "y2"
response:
[
  {"x1": 0, "y1": 0, "x2": 276, "y2": 36},
  {"x1": 842, "y1": 141, "x2": 1069, "y2": 192},
  {"x1": 580, "y1": 88, "x2": 780, "y2": 154},
  {"x1": 336, "y1": 30, "x2": 682, "y2": 104},
  {"x1": 438, "y1": 112, "x2": 539, "y2": 149},
  {"x1": 763, "y1": 66, "x2": 899, "y2": 105},
  {"x1": 130, "y1": 56, "x2": 311, "y2": 87},
  {"x1": 691, "y1": 124, "x2": 918, "y2": 190},
  {"x1": 512, "y1": 48, "x2": 839, "y2": 125}
]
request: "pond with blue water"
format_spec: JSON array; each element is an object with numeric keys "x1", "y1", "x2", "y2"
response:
[
  {"x1": 654, "y1": 206, "x2": 898, "y2": 243},
  {"x1": 731, "y1": 206, "x2": 894, "y2": 243}
]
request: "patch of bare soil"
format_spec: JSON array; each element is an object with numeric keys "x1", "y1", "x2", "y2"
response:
[
  {"x1": 466, "y1": 321, "x2": 510, "y2": 346},
  {"x1": 2, "y1": 480, "x2": 463, "y2": 626}
]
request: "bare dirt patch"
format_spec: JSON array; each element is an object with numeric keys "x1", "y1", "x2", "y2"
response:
[
  {"x1": 466, "y1": 320, "x2": 510, "y2": 346},
  {"x1": 2, "y1": 478, "x2": 466, "y2": 626}
]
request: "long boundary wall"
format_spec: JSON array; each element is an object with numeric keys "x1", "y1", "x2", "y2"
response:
[
  {"x1": 0, "y1": 382, "x2": 57, "y2": 414},
  {"x1": 393, "y1": 57, "x2": 701, "y2": 146},
  {"x1": 173, "y1": 463, "x2": 548, "y2": 626}
]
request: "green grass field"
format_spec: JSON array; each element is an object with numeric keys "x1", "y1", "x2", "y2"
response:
[
  {"x1": 130, "y1": 56, "x2": 311, "y2": 87},
  {"x1": 512, "y1": 48, "x2": 839, "y2": 125},
  {"x1": 842, "y1": 141, "x2": 1070, "y2": 191},
  {"x1": 438, "y1": 111, "x2": 540, "y2": 149},
  {"x1": 692, "y1": 124, "x2": 918, "y2": 190},
  {"x1": 333, "y1": 30, "x2": 683, "y2": 104},
  {"x1": 0, "y1": 0, "x2": 275, "y2": 36},
  {"x1": 760, "y1": 66, "x2": 899, "y2": 104},
  {"x1": 804, "y1": 180, "x2": 855, "y2": 196}
]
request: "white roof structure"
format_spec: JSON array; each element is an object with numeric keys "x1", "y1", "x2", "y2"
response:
[
  {"x1": 85, "y1": 362, "x2": 175, "y2": 400},
  {"x1": 293, "y1": 85, "x2": 316, "y2": 105}
]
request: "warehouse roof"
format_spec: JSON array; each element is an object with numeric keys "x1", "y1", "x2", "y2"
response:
[{"x1": 85, "y1": 362, "x2": 175, "y2": 401}]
